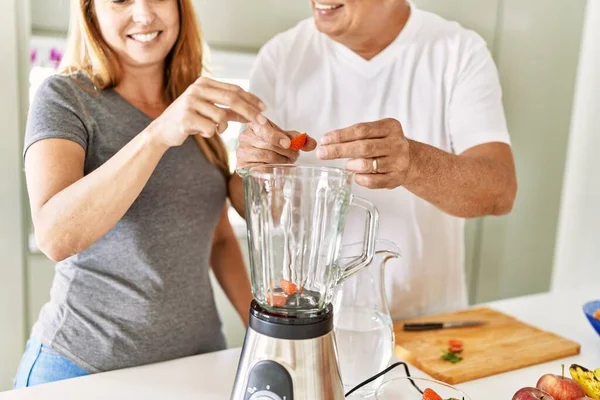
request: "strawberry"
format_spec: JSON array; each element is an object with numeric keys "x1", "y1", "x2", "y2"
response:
[
  {"x1": 448, "y1": 339, "x2": 464, "y2": 353},
  {"x1": 422, "y1": 388, "x2": 443, "y2": 400},
  {"x1": 289, "y1": 133, "x2": 308, "y2": 151},
  {"x1": 280, "y1": 278, "x2": 299, "y2": 296},
  {"x1": 266, "y1": 292, "x2": 288, "y2": 307}
]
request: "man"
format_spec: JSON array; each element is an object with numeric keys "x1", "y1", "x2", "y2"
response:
[{"x1": 230, "y1": 0, "x2": 517, "y2": 319}]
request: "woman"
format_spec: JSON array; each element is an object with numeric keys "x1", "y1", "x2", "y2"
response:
[{"x1": 14, "y1": 0, "x2": 264, "y2": 388}]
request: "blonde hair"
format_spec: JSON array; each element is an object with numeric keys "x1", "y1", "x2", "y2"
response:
[{"x1": 60, "y1": 0, "x2": 230, "y2": 179}]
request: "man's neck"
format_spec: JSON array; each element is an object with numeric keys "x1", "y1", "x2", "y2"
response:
[{"x1": 336, "y1": 2, "x2": 411, "y2": 61}]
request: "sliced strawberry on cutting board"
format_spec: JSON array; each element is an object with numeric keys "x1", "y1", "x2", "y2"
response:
[{"x1": 448, "y1": 339, "x2": 464, "y2": 353}]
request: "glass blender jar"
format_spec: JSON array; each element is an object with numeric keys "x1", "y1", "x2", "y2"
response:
[{"x1": 242, "y1": 164, "x2": 379, "y2": 316}]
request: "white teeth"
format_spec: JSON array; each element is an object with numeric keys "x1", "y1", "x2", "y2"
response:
[
  {"x1": 314, "y1": 2, "x2": 341, "y2": 10},
  {"x1": 130, "y1": 32, "x2": 159, "y2": 43}
]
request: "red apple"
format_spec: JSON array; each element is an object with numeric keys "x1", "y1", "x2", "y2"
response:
[
  {"x1": 537, "y1": 365, "x2": 586, "y2": 400},
  {"x1": 513, "y1": 387, "x2": 556, "y2": 400}
]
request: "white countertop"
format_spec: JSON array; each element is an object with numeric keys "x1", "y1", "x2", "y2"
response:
[{"x1": 1, "y1": 286, "x2": 599, "y2": 400}]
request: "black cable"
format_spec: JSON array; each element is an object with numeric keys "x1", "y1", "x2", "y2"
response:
[{"x1": 344, "y1": 361, "x2": 423, "y2": 397}]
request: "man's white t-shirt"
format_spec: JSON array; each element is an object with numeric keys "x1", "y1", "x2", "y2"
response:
[{"x1": 248, "y1": 4, "x2": 511, "y2": 320}]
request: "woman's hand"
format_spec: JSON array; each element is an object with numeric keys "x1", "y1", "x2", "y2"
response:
[
  {"x1": 316, "y1": 118, "x2": 411, "y2": 189},
  {"x1": 147, "y1": 77, "x2": 268, "y2": 148},
  {"x1": 236, "y1": 120, "x2": 317, "y2": 169}
]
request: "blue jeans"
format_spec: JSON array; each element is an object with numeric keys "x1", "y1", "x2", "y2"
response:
[{"x1": 13, "y1": 337, "x2": 90, "y2": 389}]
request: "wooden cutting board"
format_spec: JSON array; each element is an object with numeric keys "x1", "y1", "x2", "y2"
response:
[{"x1": 393, "y1": 307, "x2": 581, "y2": 384}]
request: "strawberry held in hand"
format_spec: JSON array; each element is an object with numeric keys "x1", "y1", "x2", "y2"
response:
[{"x1": 289, "y1": 133, "x2": 308, "y2": 150}]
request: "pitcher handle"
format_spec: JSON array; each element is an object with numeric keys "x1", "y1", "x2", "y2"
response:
[{"x1": 337, "y1": 195, "x2": 379, "y2": 284}]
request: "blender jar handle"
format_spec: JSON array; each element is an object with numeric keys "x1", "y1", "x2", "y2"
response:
[{"x1": 337, "y1": 195, "x2": 379, "y2": 283}]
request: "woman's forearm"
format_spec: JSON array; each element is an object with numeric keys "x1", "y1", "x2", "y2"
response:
[
  {"x1": 211, "y1": 235, "x2": 253, "y2": 327},
  {"x1": 227, "y1": 173, "x2": 246, "y2": 219},
  {"x1": 32, "y1": 127, "x2": 169, "y2": 261}
]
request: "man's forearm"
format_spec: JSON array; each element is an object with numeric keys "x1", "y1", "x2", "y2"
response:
[{"x1": 403, "y1": 140, "x2": 517, "y2": 218}]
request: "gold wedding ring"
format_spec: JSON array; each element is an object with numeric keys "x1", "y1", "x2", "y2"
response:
[{"x1": 372, "y1": 158, "x2": 379, "y2": 174}]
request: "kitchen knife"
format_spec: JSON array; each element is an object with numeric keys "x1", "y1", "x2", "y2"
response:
[{"x1": 403, "y1": 320, "x2": 488, "y2": 331}]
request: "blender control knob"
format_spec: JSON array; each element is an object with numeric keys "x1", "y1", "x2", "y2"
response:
[{"x1": 249, "y1": 391, "x2": 282, "y2": 400}]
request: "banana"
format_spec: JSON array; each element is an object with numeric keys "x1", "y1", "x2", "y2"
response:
[{"x1": 569, "y1": 364, "x2": 600, "y2": 400}]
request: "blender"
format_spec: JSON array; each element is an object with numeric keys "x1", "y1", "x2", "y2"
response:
[{"x1": 231, "y1": 165, "x2": 379, "y2": 400}]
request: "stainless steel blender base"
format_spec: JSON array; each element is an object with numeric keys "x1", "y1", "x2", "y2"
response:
[
  {"x1": 231, "y1": 328, "x2": 344, "y2": 400},
  {"x1": 231, "y1": 301, "x2": 345, "y2": 400}
]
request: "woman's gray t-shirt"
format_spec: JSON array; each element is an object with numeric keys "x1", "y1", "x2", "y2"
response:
[{"x1": 24, "y1": 73, "x2": 228, "y2": 373}]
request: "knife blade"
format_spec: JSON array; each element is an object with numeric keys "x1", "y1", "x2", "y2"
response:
[{"x1": 402, "y1": 320, "x2": 488, "y2": 331}]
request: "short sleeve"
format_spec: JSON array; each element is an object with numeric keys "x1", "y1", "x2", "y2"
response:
[
  {"x1": 24, "y1": 75, "x2": 89, "y2": 159},
  {"x1": 448, "y1": 36, "x2": 511, "y2": 154},
  {"x1": 248, "y1": 42, "x2": 284, "y2": 128}
]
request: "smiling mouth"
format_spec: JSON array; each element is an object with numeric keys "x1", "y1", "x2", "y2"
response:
[
  {"x1": 313, "y1": 2, "x2": 343, "y2": 11},
  {"x1": 127, "y1": 31, "x2": 162, "y2": 43}
]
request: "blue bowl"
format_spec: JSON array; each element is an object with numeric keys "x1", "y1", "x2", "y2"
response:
[{"x1": 583, "y1": 300, "x2": 600, "y2": 336}]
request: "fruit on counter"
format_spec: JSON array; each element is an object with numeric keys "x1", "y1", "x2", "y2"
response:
[
  {"x1": 593, "y1": 308, "x2": 600, "y2": 321},
  {"x1": 536, "y1": 364, "x2": 586, "y2": 399},
  {"x1": 569, "y1": 364, "x2": 600, "y2": 400},
  {"x1": 421, "y1": 387, "x2": 462, "y2": 400},
  {"x1": 423, "y1": 388, "x2": 443, "y2": 400},
  {"x1": 289, "y1": 133, "x2": 308, "y2": 150},
  {"x1": 512, "y1": 387, "x2": 556, "y2": 399}
]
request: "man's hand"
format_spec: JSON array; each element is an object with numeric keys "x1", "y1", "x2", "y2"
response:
[
  {"x1": 316, "y1": 118, "x2": 411, "y2": 189},
  {"x1": 236, "y1": 120, "x2": 317, "y2": 169},
  {"x1": 315, "y1": 117, "x2": 516, "y2": 217}
]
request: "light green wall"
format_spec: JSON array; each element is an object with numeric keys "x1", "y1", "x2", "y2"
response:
[
  {"x1": 475, "y1": 0, "x2": 586, "y2": 302},
  {"x1": 0, "y1": 0, "x2": 29, "y2": 391}
]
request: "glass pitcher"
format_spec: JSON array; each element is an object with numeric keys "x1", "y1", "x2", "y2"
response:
[
  {"x1": 332, "y1": 239, "x2": 401, "y2": 397},
  {"x1": 237, "y1": 164, "x2": 379, "y2": 317}
]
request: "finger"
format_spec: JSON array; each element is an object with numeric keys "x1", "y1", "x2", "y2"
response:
[
  {"x1": 249, "y1": 122, "x2": 294, "y2": 149},
  {"x1": 223, "y1": 108, "x2": 250, "y2": 123},
  {"x1": 345, "y1": 156, "x2": 394, "y2": 174},
  {"x1": 236, "y1": 145, "x2": 296, "y2": 165},
  {"x1": 191, "y1": 85, "x2": 267, "y2": 125},
  {"x1": 238, "y1": 131, "x2": 298, "y2": 159},
  {"x1": 187, "y1": 113, "x2": 221, "y2": 138},
  {"x1": 216, "y1": 121, "x2": 229, "y2": 135},
  {"x1": 321, "y1": 122, "x2": 389, "y2": 145},
  {"x1": 316, "y1": 138, "x2": 390, "y2": 160},
  {"x1": 302, "y1": 135, "x2": 318, "y2": 151},
  {"x1": 193, "y1": 101, "x2": 229, "y2": 126},
  {"x1": 354, "y1": 173, "x2": 398, "y2": 189},
  {"x1": 186, "y1": 89, "x2": 250, "y2": 124},
  {"x1": 196, "y1": 77, "x2": 267, "y2": 112}
]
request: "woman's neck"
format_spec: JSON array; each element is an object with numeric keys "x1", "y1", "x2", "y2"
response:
[{"x1": 114, "y1": 64, "x2": 167, "y2": 119}]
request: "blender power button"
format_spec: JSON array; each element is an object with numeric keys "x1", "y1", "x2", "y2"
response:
[{"x1": 248, "y1": 391, "x2": 282, "y2": 400}]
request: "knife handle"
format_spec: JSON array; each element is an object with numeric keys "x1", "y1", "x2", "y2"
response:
[{"x1": 403, "y1": 322, "x2": 444, "y2": 331}]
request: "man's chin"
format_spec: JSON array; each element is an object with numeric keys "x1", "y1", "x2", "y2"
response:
[{"x1": 313, "y1": 19, "x2": 344, "y2": 38}]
